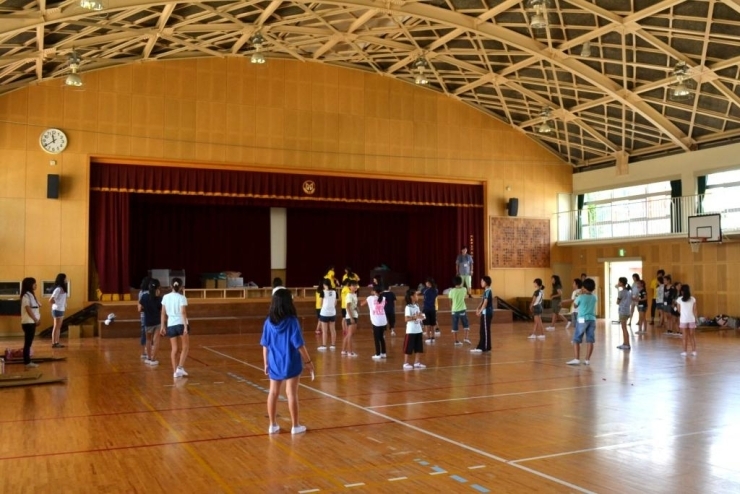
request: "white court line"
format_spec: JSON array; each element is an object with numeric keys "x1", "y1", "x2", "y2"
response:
[
  {"x1": 202, "y1": 346, "x2": 595, "y2": 494},
  {"x1": 312, "y1": 357, "x2": 572, "y2": 379},
  {"x1": 388, "y1": 477, "x2": 407, "y2": 481},
  {"x1": 511, "y1": 427, "x2": 721, "y2": 464},
  {"x1": 366, "y1": 384, "x2": 600, "y2": 409},
  {"x1": 344, "y1": 483, "x2": 365, "y2": 488},
  {"x1": 468, "y1": 465, "x2": 485, "y2": 470},
  {"x1": 298, "y1": 489, "x2": 320, "y2": 493}
]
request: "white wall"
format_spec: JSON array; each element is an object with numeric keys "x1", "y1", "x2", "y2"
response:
[{"x1": 573, "y1": 142, "x2": 740, "y2": 194}]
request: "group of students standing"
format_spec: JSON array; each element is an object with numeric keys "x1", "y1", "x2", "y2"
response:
[
  {"x1": 526, "y1": 269, "x2": 699, "y2": 365},
  {"x1": 312, "y1": 265, "x2": 495, "y2": 369},
  {"x1": 17, "y1": 273, "x2": 68, "y2": 369}
]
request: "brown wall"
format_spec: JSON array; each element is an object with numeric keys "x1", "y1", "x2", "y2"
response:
[
  {"x1": 0, "y1": 58, "x2": 571, "y2": 335},
  {"x1": 569, "y1": 238, "x2": 740, "y2": 317}
]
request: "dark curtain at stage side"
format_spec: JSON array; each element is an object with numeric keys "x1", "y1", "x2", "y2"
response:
[
  {"x1": 129, "y1": 196, "x2": 271, "y2": 288},
  {"x1": 456, "y1": 206, "x2": 484, "y2": 282},
  {"x1": 90, "y1": 191, "x2": 130, "y2": 294},
  {"x1": 286, "y1": 207, "x2": 459, "y2": 289}
]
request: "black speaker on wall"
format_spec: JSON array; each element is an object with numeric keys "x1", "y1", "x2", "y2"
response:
[
  {"x1": 507, "y1": 198, "x2": 519, "y2": 217},
  {"x1": 47, "y1": 174, "x2": 60, "y2": 199}
]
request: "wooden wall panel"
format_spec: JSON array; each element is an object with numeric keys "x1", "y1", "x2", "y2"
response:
[
  {"x1": 490, "y1": 218, "x2": 550, "y2": 268},
  {"x1": 0, "y1": 58, "x2": 569, "y2": 334},
  {"x1": 569, "y1": 239, "x2": 740, "y2": 319}
]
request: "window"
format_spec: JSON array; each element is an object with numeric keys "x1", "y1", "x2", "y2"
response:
[
  {"x1": 580, "y1": 182, "x2": 672, "y2": 239},
  {"x1": 704, "y1": 170, "x2": 740, "y2": 231}
]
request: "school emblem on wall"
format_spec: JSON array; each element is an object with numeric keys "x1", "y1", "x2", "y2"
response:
[{"x1": 302, "y1": 180, "x2": 316, "y2": 195}]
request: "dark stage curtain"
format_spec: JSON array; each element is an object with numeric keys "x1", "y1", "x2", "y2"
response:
[
  {"x1": 286, "y1": 208, "x2": 410, "y2": 287},
  {"x1": 128, "y1": 195, "x2": 271, "y2": 288},
  {"x1": 286, "y1": 207, "x2": 460, "y2": 288},
  {"x1": 90, "y1": 191, "x2": 130, "y2": 294}
]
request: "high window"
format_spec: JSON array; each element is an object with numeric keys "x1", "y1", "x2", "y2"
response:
[
  {"x1": 704, "y1": 169, "x2": 740, "y2": 231},
  {"x1": 581, "y1": 182, "x2": 672, "y2": 239}
]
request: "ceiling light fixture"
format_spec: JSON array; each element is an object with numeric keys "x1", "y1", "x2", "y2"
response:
[
  {"x1": 79, "y1": 0, "x2": 104, "y2": 10},
  {"x1": 528, "y1": 0, "x2": 549, "y2": 30},
  {"x1": 580, "y1": 41, "x2": 592, "y2": 58},
  {"x1": 65, "y1": 51, "x2": 84, "y2": 87},
  {"x1": 669, "y1": 61, "x2": 695, "y2": 102},
  {"x1": 537, "y1": 107, "x2": 554, "y2": 134},
  {"x1": 414, "y1": 57, "x2": 430, "y2": 85},
  {"x1": 250, "y1": 32, "x2": 266, "y2": 64}
]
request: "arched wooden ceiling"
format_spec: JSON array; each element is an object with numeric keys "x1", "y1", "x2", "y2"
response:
[{"x1": 1, "y1": 0, "x2": 739, "y2": 170}]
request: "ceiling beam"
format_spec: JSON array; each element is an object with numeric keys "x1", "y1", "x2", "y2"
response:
[{"x1": 143, "y1": 4, "x2": 175, "y2": 59}]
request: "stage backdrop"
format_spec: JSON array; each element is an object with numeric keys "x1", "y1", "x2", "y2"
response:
[{"x1": 90, "y1": 162, "x2": 484, "y2": 293}]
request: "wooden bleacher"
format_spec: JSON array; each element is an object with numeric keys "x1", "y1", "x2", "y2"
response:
[{"x1": 96, "y1": 286, "x2": 512, "y2": 338}]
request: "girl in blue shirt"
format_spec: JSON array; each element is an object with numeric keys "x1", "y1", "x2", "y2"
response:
[{"x1": 261, "y1": 289, "x2": 314, "y2": 435}]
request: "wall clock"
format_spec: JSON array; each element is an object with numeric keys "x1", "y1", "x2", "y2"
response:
[{"x1": 39, "y1": 128, "x2": 68, "y2": 154}]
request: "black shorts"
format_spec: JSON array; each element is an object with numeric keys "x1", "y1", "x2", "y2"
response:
[
  {"x1": 319, "y1": 315, "x2": 336, "y2": 323},
  {"x1": 423, "y1": 309, "x2": 437, "y2": 326},
  {"x1": 316, "y1": 309, "x2": 321, "y2": 318},
  {"x1": 341, "y1": 308, "x2": 347, "y2": 318},
  {"x1": 403, "y1": 333, "x2": 424, "y2": 354},
  {"x1": 385, "y1": 311, "x2": 396, "y2": 328}
]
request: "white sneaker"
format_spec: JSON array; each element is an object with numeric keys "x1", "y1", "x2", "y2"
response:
[
  {"x1": 317, "y1": 346, "x2": 327, "y2": 351},
  {"x1": 414, "y1": 362, "x2": 426, "y2": 369},
  {"x1": 470, "y1": 349, "x2": 483, "y2": 354},
  {"x1": 425, "y1": 339, "x2": 433, "y2": 343},
  {"x1": 566, "y1": 359, "x2": 580, "y2": 365},
  {"x1": 173, "y1": 368, "x2": 185, "y2": 378},
  {"x1": 454, "y1": 341, "x2": 463, "y2": 346},
  {"x1": 435, "y1": 329, "x2": 441, "y2": 334},
  {"x1": 380, "y1": 353, "x2": 387, "y2": 359},
  {"x1": 680, "y1": 351, "x2": 687, "y2": 356},
  {"x1": 341, "y1": 351, "x2": 347, "y2": 356},
  {"x1": 691, "y1": 351, "x2": 697, "y2": 356},
  {"x1": 463, "y1": 339, "x2": 471, "y2": 344},
  {"x1": 144, "y1": 359, "x2": 152, "y2": 365},
  {"x1": 148, "y1": 359, "x2": 159, "y2": 366},
  {"x1": 291, "y1": 425, "x2": 306, "y2": 435},
  {"x1": 268, "y1": 424, "x2": 280, "y2": 434},
  {"x1": 179, "y1": 367, "x2": 188, "y2": 377},
  {"x1": 348, "y1": 352, "x2": 358, "y2": 357},
  {"x1": 527, "y1": 334, "x2": 537, "y2": 339},
  {"x1": 329, "y1": 345, "x2": 336, "y2": 350},
  {"x1": 546, "y1": 326, "x2": 555, "y2": 330},
  {"x1": 26, "y1": 362, "x2": 39, "y2": 369},
  {"x1": 403, "y1": 363, "x2": 413, "y2": 370},
  {"x1": 537, "y1": 335, "x2": 546, "y2": 339},
  {"x1": 371, "y1": 355, "x2": 382, "y2": 360},
  {"x1": 390, "y1": 330, "x2": 396, "y2": 336},
  {"x1": 584, "y1": 360, "x2": 590, "y2": 365}
]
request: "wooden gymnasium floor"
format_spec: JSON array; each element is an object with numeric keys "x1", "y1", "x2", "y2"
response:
[{"x1": 1, "y1": 321, "x2": 740, "y2": 493}]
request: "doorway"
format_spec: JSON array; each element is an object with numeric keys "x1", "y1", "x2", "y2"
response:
[{"x1": 603, "y1": 259, "x2": 643, "y2": 324}]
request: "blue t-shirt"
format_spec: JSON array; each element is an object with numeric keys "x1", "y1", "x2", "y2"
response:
[
  {"x1": 260, "y1": 316, "x2": 305, "y2": 381},
  {"x1": 423, "y1": 287, "x2": 438, "y2": 311},
  {"x1": 381, "y1": 290, "x2": 396, "y2": 314},
  {"x1": 575, "y1": 293, "x2": 597, "y2": 321},
  {"x1": 483, "y1": 287, "x2": 494, "y2": 317}
]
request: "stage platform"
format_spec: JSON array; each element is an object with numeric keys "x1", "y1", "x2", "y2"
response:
[{"x1": 96, "y1": 286, "x2": 512, "y2": 338}]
